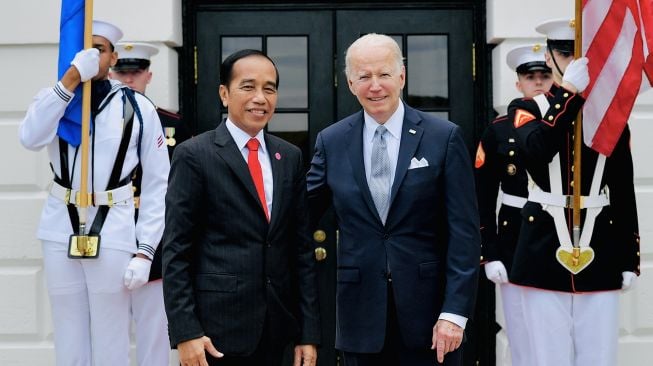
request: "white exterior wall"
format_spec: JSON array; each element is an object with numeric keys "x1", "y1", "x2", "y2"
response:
[
  {"x1": 0, "y1": 1, "x2": 182, "y2": 364},
  {"x1": 488, "y1": 1, "x2": 652, "y2": 365}
]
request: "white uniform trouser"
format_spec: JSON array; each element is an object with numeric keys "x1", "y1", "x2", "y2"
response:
[
  {"x1": 131, "y1": 279, "x2": 170, "y2": 365},
  {"x1": 42, "y1": 241, "x2": 132, "y2": 366},
  {"x1": 521, "y1": 286, "x2": 619, "y2": 366},
  {"x1": 499, "y1": 283, "x2": 534, "y2": 366}
]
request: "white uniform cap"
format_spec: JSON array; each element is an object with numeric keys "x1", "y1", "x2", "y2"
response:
[
  {"x1": 93, "y1": 20, "x2": 123, "y2": 46},
  {"x1": 116, "y1": 42, "x2": 159, "y2": 60},
  {"x1": 535, "y1": 18, "x2": 575, "y2": 41},
  {"x1": 113, "y1": 42, "x2": 159, "y2": 71},
  {"x1": 506, "y1": 44, "x2": 550, "y2": 73}
]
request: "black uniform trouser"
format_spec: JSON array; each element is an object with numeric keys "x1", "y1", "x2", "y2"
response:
[{"x1": 342, "y1": 281, "x2": 463, "y2": 366}]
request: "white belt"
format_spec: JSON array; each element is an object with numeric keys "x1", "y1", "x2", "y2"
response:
[
  {"x1": 501, "y1": 193, "x2": 527, "y2": 208},
  {"x1": 49, "y1": 181, "x2": 134, "y2": 207},
  {"x1": 528, "y1": 188, "x2": 609, "y2": 209}
]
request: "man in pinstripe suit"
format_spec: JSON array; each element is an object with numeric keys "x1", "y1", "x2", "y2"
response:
[{"x1": 163, "y1": 49, "x2": 320, "y2": 366}]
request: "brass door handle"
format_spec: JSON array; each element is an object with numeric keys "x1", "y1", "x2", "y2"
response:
[
  {"x1": 315, "y1": 247, "x2": 327, "y2": 261},
  {"x1": 313, "y1": 230, "x2": 326, "y2": 243}
]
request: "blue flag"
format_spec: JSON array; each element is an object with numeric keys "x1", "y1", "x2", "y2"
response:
[{"x1": 57, "y1": 0, "x2": 85, "y2": 147}]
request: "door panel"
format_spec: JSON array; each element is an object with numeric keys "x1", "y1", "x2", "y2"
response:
[{"x1": 197, "y1": 10, "x2": 333, "y2": 162}]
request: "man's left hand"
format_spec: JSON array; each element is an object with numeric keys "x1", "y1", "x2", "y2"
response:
[
  {"x1": 123, "y1": 255, "x2": 152, "y2": 290},
  {"x1": 293, "y1": 344, "x2": 317, "y2": 366},
  {"x1": 431, "y1": 319, "x2": 463, "y2": 363}
]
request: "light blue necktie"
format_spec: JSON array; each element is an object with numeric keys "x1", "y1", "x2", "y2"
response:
[{"x1": 369, "y1": 125, "x2": 391, "y2": 223}]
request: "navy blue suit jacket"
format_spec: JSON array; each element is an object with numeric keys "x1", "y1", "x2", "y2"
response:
[{"x1": 307, "y1": 104, "x2": 480, "y2": 353}]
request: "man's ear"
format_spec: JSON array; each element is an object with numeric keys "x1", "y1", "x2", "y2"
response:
[{"x1": 219, "y1": 85, "x2": 229, "y2": 107}]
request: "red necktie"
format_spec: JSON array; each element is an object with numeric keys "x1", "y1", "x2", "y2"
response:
[{"x1": 246, "y1": 138, "x2": 269, "y2": 221}]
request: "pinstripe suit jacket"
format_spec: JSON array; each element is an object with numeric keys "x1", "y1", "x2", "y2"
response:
[{"x1": 163, "y1": 122, "x2": 320, "y2": 356}]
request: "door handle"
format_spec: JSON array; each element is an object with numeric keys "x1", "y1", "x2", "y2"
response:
[
  {"x1": 315, "y1": 247, "x2": 327, "y2": 261},
  {"x1": 313, "y1": 230, "x2": 327, "y2": 261},
  {"x1": 313, "y1": 230, "x2": 326, "y2": 243}
]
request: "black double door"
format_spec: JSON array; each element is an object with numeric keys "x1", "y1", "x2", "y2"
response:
[{"x1": 194, "y1": 7, "x2": 492, "y2": 366}]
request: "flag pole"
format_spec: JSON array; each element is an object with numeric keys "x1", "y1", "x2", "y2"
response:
[
  {"x1": 74, "y1": 0, "x2": 94, "y2": 254},
  {"x1": 572, "y1": 0, "x2": 583, "y2": 259}
]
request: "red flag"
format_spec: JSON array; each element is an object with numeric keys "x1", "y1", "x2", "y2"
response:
[{"x1": 582, "y1": 0, "x2": 651, "y2": 156}]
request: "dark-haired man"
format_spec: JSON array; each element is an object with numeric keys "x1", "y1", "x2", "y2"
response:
[{"x1": 163, "y1": 49, "x2": 320, "y2": 366}]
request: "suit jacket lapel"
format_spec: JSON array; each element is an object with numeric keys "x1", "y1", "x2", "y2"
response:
[
  {"x1": 389, "y1": 105, "x2": 424, "y2": 207},
  {"x1": 346, "y1": 112, "x2": 383, "y2": 223},
  {"x1": 265, "y1": 133, "x2": 282, "y2": 232},
  {"x1": 213, "y1": 122, "x2": 267, "y2": 221}
]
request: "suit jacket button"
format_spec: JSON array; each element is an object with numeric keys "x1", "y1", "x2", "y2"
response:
[
  {"x1": 266, "y1": 278, "x2": 271, "y2": 284},
  {"x1": 266, "y1": 241, "x2": 272, "y2": 248},
  {"x1": 383, "y1": 234, "x2": 390, "y2": 240}
]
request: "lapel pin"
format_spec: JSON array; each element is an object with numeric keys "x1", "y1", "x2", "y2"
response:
[
  {"x1": 275, "y1": 152, "x2": 281, "y2": 160},
  {"x1": 409, "y1": 129, "x2": 416, "y2": 135}
]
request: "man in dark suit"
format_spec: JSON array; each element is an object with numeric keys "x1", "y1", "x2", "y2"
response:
[
  {"x1": 307, "y1": 34, "x2": 480, "y2": 366},
  {"x1": 163, "y1": 49, "x2": 320, "y2": 366}
]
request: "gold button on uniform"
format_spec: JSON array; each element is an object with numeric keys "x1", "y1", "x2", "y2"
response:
[
  {"x1": 506, "y1": 164, "x2": 517, "y2": 175},
  {"x1": 555, "y1": 104, "x2": 561, "y2": 109},
  {"x1": 548, "y1": 115, "x2": 554, "y2": 121},
  {"x1": 564, "y1": 93, "x2": 569, "y2": 98},
  {"x1": 502, "y1": 221, "x2": 508, "y2": 226},
  {"x1": 528, "y1": 216, "x2": 534, "y2": 222},
  {"x1": 509, "y1": 150, "x2": 515, "y2": 156}
]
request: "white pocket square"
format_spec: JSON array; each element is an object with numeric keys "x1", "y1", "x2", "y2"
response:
[{"x1": 408, "y1": 157, "x2": 429, "y2": 169}]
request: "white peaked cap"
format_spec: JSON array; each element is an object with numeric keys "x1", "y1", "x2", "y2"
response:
[
  {"x1": 93, "y1": 20, "x2": 123, "y2": 46},
  {"x1": 535, "y1": 18, "x2": 576, "y2": 41},
  {"x1": 506, "y1": 43, "x2": 548, "y2": 72}
]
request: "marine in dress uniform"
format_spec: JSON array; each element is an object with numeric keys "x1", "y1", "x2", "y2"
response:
[
  {"x1": 507, "y1": 19, "x2": 640, "y2": 366},
  {"x1": 476, "y1": 44, "x2": 552, "y2": 366},
  {"x1": 19, "y1": 21, "x2": 169, "y2": 365},
  {"x1": 111, "y1": 41, "x2": 184, "y2": 366}
]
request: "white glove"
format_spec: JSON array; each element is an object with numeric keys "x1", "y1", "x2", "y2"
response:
[
  {"x1": 621, "y1": 271, "x2": 638, "y2": 292},
  {"x1": 70, "y1": 48, "x2": 100, "y2": 82},
  {"x1": 123, "y1": 257, "x2": 152, "y2": 290},
  {"x1": 484, "y1": 261, "x2": 509, "y2": 284},
  {"x1": 562, "y1": 57, "x2": 590, "y2": 93}
]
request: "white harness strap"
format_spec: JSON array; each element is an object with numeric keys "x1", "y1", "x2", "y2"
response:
[
  {"x1": 533, "y1": 94, "x2": 550, "y2": 118},
  {"x1": 501, "y1": 192, "x2": 528, "y2": 208},
  {"x1": 579, "y1": 154, "x2": 607, "y2": 247},
  {"x1": 545, "y1": 154, "x2": 574, "y2": 248},
  {"x1": 528, "y1": 153, "x2": 608, "y2": 249}
]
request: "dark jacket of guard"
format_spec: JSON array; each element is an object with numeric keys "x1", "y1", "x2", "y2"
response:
[
  {"x1": 509, "y1": 83, "x2": 640, "y2": 292},
  {"x1": 476, "y1": 115, "x2": 529, "y2": 271}
]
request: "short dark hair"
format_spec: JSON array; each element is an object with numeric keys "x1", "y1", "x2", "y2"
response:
[{"x1": 220, "y1": 49, "x2": 279, "y2": 88}]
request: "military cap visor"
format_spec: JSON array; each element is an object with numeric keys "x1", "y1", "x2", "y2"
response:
[
  {"x1": 113, "y1": 58, "x2": 151, "y2": 71},
  {"x1": 516, "y1": 61, "x2": 550, "y2": 74}
]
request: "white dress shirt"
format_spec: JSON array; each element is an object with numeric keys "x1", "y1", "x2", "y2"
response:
[{"x1": 225, "y1": 119, "x2": 274, "y2": 220}]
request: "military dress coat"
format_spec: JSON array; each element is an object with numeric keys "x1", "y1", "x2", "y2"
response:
[
  {"x1": 509, "y1": 83, "x2": 640, "y2": 292},
  {"x1": 476, "y1": 115, "x2": 529, "y2": 272}
]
